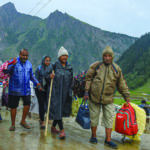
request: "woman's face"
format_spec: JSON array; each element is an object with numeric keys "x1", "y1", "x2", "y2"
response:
[{"x1": 44, "y1": 57, "x2": 50, "y2": 66}]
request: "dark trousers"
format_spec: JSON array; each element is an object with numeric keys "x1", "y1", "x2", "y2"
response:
[
  {"x1": 35, "y1": 88, "x2": 47, "y2": 121},
  {"x1": 52, "y1": 120, "x2": 64, "y2": 130}
]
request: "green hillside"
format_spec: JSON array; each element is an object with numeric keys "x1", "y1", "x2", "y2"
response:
[
  {"x1": 117, "y1": 33, "x2": 150, "y2": 89},
  {"x1": 0, "y1": 2, "x2": 137, "y2": 73}
]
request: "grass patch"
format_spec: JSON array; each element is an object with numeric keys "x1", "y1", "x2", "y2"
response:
[
  {"x1": 115, "y1": 78, "x2": 150, "y2": 100},
  {"x1": 77, "y1": 98, "x2": 150, "y2": 106},
  {"x1": 114, "y1": 98, "x2": 150, "y2": 105}
]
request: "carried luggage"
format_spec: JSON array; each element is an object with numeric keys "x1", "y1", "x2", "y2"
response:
[
  {"x1": 71, "y1": 71, "x2": 87, "y2": 98},
  {"x1": 0, "y1": 58, "x2": 16, "y2": 80},
  {"x1": 75, "y1": 99, "x2": 90, "y2": 129},
  {"x1": 115, "y1": 103, "x2": 138, "y2": 136},
  {"x1": 2, "y1": 87, "x2": 8, "y2": 107}
]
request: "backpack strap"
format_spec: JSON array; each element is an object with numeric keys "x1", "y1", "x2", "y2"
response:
[
  {"x1": 111, "y1": 63, "x2": 118, "y2": 75},
  {"x1": 38, "y1": 65, "x2": 42, "y2": 72},
  {"x1": 96, "y1": 62, "x2": 103, "y2": 71}
]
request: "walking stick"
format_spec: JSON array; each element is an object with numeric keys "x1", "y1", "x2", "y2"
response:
[{"x1": 45, "y1": 71, "x2": 54, "y2": 136}]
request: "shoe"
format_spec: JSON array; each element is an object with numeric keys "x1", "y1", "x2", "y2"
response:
[
  {"x1": 40, "y1": 125, "x2": 45, "y2": 129},
  {"x1": 90, "y1": 137, "x2": 98, "y2": 144},
  {"x1": 40, "y1": 121, "x2": 45, "y2": 129},
  {"x1": 9, "y1": 126, "x2": 15, "y2": 131},
  {"x1": 51, "y1": 127, "x2": 59, "y2": 133},
  {"x1": 28, "y1": 112, "x2": 31, "y2": 117},
  {"x1": 59, "y1": 132, "x2": 66, "y2": 138},
  {"x1": 20, "y1": 122, "x2": 31, "y2": 129},
  {"x1": 104, "y1": 140, "x2": 118, "y2": 149},
  {"x1": 0, "y1": 114, "x2": 2, "y2": 121}
]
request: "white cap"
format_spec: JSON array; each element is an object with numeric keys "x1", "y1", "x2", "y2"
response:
[{"x1": 58, "y1": 46, "x2": 69, "y2": 58}]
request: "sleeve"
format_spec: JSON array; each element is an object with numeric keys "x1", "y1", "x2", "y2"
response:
[
  {"x1": 85, "y1": 61, "x2": 100, "y2": 92},
  {"x1": 70, "y1": 67, "x2": 73, "y2": 86},
  {"x1": 35, "y1": 66, "x2": 39, "y2": 81},
  {"x1": 117, "y1": 67, "x2": 130, "y2": 101},
  {"x1": 45, "y1": 64, "x2": 53, "y2": 84},
  {"x1": 3, "y1": 64, "x2": 15, "y2": 74},
  {"x1": 30, "y1": 66, "x2": 39, "y2": 86}
]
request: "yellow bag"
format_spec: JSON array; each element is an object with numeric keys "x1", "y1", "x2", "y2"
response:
[
  {"x1": 113, "y1": 103, "x2": 146, "y2": 141},
  {"x1": 71, "y1": 100, "x2": 79, "y2": 116}
]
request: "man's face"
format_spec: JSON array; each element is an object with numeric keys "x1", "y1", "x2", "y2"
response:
[
  {"x1": 59, "y1": 55, "x2": 68, "y2": 63},
  {"x1": 19, "y1": 50, "x2": 29, "y2": 63},
  {"x1": 103, "y1": 53, "x2": 112, "y2": 65}
]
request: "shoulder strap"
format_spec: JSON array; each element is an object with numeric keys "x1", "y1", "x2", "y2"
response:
[
  {"x1": 111, "y1": 63, "x2": 118, "y2": 75},
  {"x1": 96, "y1": 62, "x2": 103, "y2": 71}
]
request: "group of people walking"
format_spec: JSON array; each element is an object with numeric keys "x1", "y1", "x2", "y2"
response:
[{"x1": 2, "y1": 45, "x2": 131, "y2": 149}]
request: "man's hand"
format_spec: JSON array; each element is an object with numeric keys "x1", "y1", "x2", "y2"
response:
[
  {"x1": 37, "y1": 83, "x2": 43, "y2": 91},
  {"x1": 13, "y1": 57, "x2": 17, "y2": 64},
  {"x1": 84, "y1": 91, "x2": 89, "y2": 100},
  {"x1": 50, "y1": 73, "x2": 55, "y2": 79},
  {"x1": 125, "y1": 99, "x2": 130, "y2": 107}
]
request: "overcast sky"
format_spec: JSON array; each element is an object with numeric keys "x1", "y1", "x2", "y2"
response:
[{"x1": 0, "y1": 0, "x2": 149, "y2": 37}]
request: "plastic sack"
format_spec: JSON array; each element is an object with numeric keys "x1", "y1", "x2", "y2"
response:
[
  {"x1": 71, "y1": 98, "x2": 80, "y2": 116},
  {"x1": 2, "y1": 88, "x2": 8, "y2": 107},
  {"x1": 113, "y1": 102, "x2": 146, "y2": 141},
  {"x1": 75, "y1": 100, "x2": 90, "y2": 129}
]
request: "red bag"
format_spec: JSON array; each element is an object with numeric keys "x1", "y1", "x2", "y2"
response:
[{"x1": 115, "y1": 103, "x2": 138, "y2": 136}]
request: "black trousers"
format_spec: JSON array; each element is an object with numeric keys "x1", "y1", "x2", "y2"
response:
[
  {"x1": 52, "y1": 120, "x2": 64, "y2": 130},
  {"x1": 35, "y1": 88, "x2": 47, "y2": 121}
]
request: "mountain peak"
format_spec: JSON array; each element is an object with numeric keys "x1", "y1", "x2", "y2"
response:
[
  {"x1": 46, "y1": 10, "x2": 71, "y2": 28},
  {"x1": 47, "y1": 10, "x2": 67, "y2": 19},
  {"x1": 0, "y1": 2, "x2": 17, "y2": 13}
]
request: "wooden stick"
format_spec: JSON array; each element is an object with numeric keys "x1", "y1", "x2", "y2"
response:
[{"x1": 45, "y1": 71, "x2": 54, "y2": 136}]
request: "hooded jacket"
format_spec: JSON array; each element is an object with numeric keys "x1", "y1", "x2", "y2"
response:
[
  {"x1": 85, "y1": 46, "x2": 129, "y2": 104},
  {"x1": 35, "y1": 56, "x2": 52, "y2": 90}
]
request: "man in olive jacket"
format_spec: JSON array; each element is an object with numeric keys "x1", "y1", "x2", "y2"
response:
[{"x1": 84, "y1": 46, "x2": 130, "y2": 149}]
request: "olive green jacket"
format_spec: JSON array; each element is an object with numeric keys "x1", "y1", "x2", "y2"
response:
[{"x1": 85, "y1": 61, "x2": 130, "y2": 104}]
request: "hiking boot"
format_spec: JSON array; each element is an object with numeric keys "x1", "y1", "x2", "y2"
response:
[
  {"x1": 104, "y1": 140, "x2": 118, "y2": 149},
  {"x1": 90, "y1": 137, "x2": 98, "y2": 144}
]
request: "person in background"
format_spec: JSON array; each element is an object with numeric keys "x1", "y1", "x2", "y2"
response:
[
  {"x1": 35, "y1": 56, "x2": 52, "y2": 129},
  {"x1": 139, "y1": 100, "x2": 150, "y2": 123},
  {"x1": 28, "y1": 81, "x2": 39, "y2": 117}
]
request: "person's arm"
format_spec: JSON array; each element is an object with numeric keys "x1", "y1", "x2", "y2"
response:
[
  {"x1": 45, "y1": 64, "x2": 54, "y2": 83},
  {"x1": 84, "y1": 61, "x2": 100, "y2": 99},
  {"x1": 3, "y1": 64, "x2": 15, "y2": 74},
  {"x1": 35, "y1": 67, "x2": 40, "y2": 81},
  {"x1": 30, "y1": 67, "x2": 40, "y2": 87},
  {"x1": 117, "y1": 67, "x2": 130, "y2": 102},
  {"x1": 3, "y1": 58, "x2": 17, "y2": 74},
  {"x1": 70, "y1": 67, "x2": 73, "y2": 86}
]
